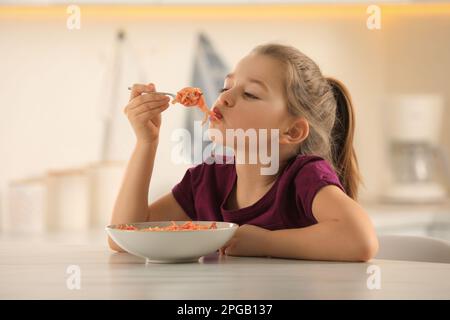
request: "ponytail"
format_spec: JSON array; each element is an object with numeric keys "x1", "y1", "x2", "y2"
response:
[{"x1": 327, "y1": 77, "x2": 362, "y2": 200}]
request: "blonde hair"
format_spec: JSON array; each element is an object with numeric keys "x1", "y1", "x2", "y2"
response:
[{"x1": 251, "y1": 43, "x2": 361, "y2": 200}]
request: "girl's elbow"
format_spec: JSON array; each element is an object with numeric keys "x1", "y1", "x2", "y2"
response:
[{"x1": 355, "y1": 234, "x2": 379, "y2": 262}]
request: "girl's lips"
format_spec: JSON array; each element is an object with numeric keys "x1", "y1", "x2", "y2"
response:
[{"x1": 212, "y1": 107, "x2": 223, "y2": 119}]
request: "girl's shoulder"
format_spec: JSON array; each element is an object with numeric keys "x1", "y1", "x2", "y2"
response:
[
  {"x1": 289, "y1": 154, "x2": 345, "y2": 192},
  {"x1": 288, "y1": 154, "x2": 340, "y2": 182},
  {"x1": 288, "y1": 154, "x2": 332, "y2": 171}
]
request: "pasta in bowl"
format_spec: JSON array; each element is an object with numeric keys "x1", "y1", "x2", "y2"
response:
[{"x1": 106, "y1": 221, "x2": 238, "y2": 263}]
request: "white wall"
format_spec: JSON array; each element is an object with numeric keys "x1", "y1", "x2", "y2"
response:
[{"x1": 3, "y1": 11, "x2": 447, "y2": 226}]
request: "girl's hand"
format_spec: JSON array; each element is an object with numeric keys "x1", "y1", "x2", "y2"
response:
[
  {"x1": 219, "y1": 224, "x2": 271, "y2": 257},
  {"x1": 123, "y1": 83, "x2": 171, "y2": 144}
]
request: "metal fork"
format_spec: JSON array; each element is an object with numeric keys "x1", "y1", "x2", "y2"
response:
[{"x1": 127, "y1": 87, "x2": 176, "y2": 98}]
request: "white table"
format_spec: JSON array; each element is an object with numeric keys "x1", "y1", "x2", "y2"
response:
[{"x1": 1, "y1": 231, "x2": 449, "y2": 299}]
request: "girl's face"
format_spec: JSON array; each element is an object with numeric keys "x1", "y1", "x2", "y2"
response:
[{"x1": 209, "y1": 53, "x2": 294, "y2": 150}]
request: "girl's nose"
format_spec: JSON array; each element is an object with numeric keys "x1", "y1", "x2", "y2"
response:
[{"x1": 218, "y1": 90, "x2": 235, "y2": 108}]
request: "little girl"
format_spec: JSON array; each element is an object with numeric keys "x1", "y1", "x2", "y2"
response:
[{"x1": 109, "y1": 43, "x2": 379, "y2": 262}]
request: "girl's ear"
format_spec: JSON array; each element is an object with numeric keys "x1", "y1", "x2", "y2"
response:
[{"x1": 280, "y1": 117, "x2": 309, "y2": 145}]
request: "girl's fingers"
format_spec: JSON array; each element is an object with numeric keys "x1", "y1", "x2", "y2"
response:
[
  {"x1": 134, "y1": 105, "x2": 169, "y2": 121},
  {"x1": 129, "y1": 83, "x2": 155, "y2": 101},
  {"x1": 127, "y1": 103, "x2": 166, "y2": 117},
  {"x1": 134, "y1": 93, "x2": 169, "y2": 105},
  {"x1": 126, "y1": 103, "x2": 149, "y2": 117},
  {"x1": 124, "y1": 96, "x2": 170, "y2": 114},
  {"x1": 125, "y1": 103, "x2": 144, "y2": 117},
  {"x1": 124, "y1": 94, "x2": 170, "y2": 113},
  {"x1": 134, "y1": 104, "x2": 167, "y2": 117}
]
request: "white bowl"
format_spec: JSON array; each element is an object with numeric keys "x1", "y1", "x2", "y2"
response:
[{"x1": 105, "y1": 221, "x2": 238, "y2": 263}]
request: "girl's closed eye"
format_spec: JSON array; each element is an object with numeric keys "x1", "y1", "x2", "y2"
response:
[
  {"x1": 219, "y1": 88, "x2": 259, "y2": 100},
  {"x1": 244, "y1": 92, "x2": 259, "y2": 99}
]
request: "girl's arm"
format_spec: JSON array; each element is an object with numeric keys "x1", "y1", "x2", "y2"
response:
[
  {"x1": 221, "y1": 185, "x2": 378, "y2": 261},
  {"x1": 109, "y1": 83, "x2": 191, "y2": 252},
  {"x1": 266, "y1": 185, "x2": 379, "y2": 262},
  {"x1": 108, "y1": 141, "x2": 191, "y2": 252},
  {"x1": 108, "y1": 142, "x2": 158, "y2": 251}
]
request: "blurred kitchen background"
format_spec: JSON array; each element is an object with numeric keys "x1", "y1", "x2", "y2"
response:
[{"x1": 1, "y1": 0, "x2": 450, "y2": 240}]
